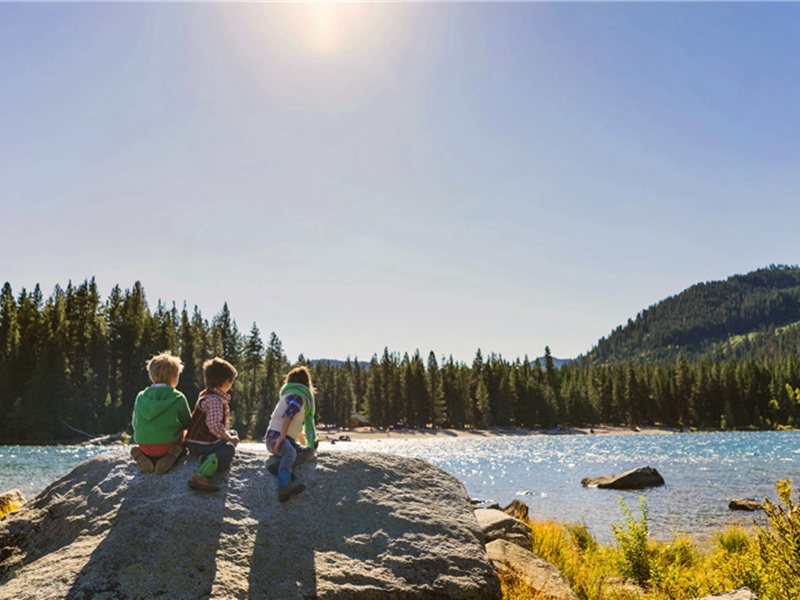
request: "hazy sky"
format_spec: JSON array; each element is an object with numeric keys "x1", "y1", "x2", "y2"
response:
[{"x1": 3, "y1": 2, "x2": 799, "y2": 363}]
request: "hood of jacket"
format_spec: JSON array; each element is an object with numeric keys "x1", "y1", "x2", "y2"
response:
[{"x1": 135, "y1": 386, "x2": 182, "y2": 421}]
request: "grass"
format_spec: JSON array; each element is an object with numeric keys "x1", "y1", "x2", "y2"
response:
[{"x1": 500, "y1": 479, "x2": 800, "y2": 600}]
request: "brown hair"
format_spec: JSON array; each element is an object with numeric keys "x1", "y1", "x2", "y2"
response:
[
  {"x1": 285, "y1": 365, "x2": 316, "y2": 394},
  {"x1": 147, "y1": 351, "x2": 184, "y2": 385},
  {"x1": 203, "y1": 357, "x2": 238, "y2": 389}
]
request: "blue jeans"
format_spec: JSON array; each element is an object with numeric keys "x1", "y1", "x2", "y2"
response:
[
  {"x1": 266, "y1": 437, "x2": 314, "y2": 486},
  {"x1": 187, "y1": 439, "x2": 236, "y2": 472}
]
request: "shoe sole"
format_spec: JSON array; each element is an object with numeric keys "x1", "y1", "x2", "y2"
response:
[
  {"x1": 188, "y1": 480, "x2": 220, "y2": 492},
  {"x1": 131, "y1": 447, "x2": 154, "y2": 474},
  {"x1": 155, "y1": 446, "x2": 183, "y2": 474}
]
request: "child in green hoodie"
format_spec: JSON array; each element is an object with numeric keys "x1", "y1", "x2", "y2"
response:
[{"x1": 131, "y1": 352, "x2": 192, "y2": 474}]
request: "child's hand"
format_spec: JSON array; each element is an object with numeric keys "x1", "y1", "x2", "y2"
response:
[
  {"x1": 229, "y1": 432, "x2": 240, "y2": 447},
  {"x1": 272, "y1": 434, "x2": 285, "y2": 455}
]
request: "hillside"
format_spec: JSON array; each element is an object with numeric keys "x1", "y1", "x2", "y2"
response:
[{"x1": 587, "y1": 265, "x2": 800, "y2": 365}]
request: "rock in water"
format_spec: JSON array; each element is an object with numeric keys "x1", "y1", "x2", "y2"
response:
[
  {"x1": 728, "y1": 499, "x2": 763, "y2": 512},
  {"x1": 0, "y1": 448, "x2": 500, "y2": 600},
  {"x1": 581, "y1": 466, "x2": 665, "y2": 489}
]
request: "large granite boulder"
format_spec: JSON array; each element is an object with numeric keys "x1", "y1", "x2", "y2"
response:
[
  {"x1": 0, "y1": 448, "x2": 500, "y2": 599},
  {"x1": 581, "y1": 466, "x2": 665, "y2": 489},
  {"x1": 486, "y1": 539, "x2": 578, "y2": 600},
  {"x1": 474, "y1": 508, "x2": 533, "y2": 550}
]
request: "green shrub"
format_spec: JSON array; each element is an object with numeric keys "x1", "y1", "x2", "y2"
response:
[
  {"x1": 757, "y1": 478, "x2": 800, "y2": 600},
  {"x1": 566, "y1": 521, "x2": 598, "y2": 553},
  {"x1": 612, "y1": 497, "x2": 652, "y2": 584},
  {"x1": 714, "y1": 526, "x2": 752, "y2": 554}
]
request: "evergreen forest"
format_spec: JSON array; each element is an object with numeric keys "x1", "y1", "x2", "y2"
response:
[
  {"x1": 2, "y1": 270, "x2": 800, "y2": 443},
  {"x1": 589, "y1": 264, "x2": 800, "y2": 364}
]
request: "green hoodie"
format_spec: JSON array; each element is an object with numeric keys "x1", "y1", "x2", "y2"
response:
[{"x1": 132, "y1": 385, "x2": 192, "y2": 445}]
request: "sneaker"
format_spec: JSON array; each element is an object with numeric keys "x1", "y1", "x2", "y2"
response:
[
  {"x1": 155, "y1": 444, "x2": 183, "y2": 474},
  {"x1": 278, "y1": 482, "x2": 306, "y2": 502},
  {"x1": 188, "y1": 474, "x2": 220, "y2": 492},
  {"x1": 131, "y1": 446, "x2": 154, "y2": 474}
]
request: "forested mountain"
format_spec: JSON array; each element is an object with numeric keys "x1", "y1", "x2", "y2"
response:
[
  {"x1": 4, "y1": 272, "x2": 800, "y2": 442},
  {"x1": 588, "y1": 265, "x2": 800, "y2": 365}
]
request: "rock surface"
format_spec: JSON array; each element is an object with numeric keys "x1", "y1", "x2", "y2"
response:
[
  {"x1": 486, "y1": 539, "x2": 579, "y2": 600},
  {"x1": 0, "y1": 448, "x2": 500, "y2": 600},
  {"x1": 728, "y1": 499, "x2": 763, "y2": 512},
  {"x1": 693, "y1": 587, "x2": 758, "y2": 600},
  {"x1": 581, "y1": 466, "x2": 665, "y2": 489},
  {"x1": 502, "y1": 499, "x2": 529, "y2": 522},
  {"x1": 474, "y1": 508, "x2": 533, "y2": 550}
]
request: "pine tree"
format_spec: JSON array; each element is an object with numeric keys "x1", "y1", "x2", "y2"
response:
[{"x1": 426, "y1": 351, "x2": 446, "y2": 427}]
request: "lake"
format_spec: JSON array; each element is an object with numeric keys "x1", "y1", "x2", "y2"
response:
[{"x1": 2, "y1": 430, "x2": 799, "y2": 545}]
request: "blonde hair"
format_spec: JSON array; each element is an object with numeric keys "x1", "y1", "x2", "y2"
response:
[
  {"x1": 203, "y1": 357, "x2": 238, "y2": 389},
  {"x1": 147, "y1": 351, "x2": 184, "y2": 384},
  {"x1": 285, "y1": 365, "x2": 316, "y2": 394}
]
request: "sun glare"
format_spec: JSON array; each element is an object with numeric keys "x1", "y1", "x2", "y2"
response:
[{"x1": 272, "y1": 2, "x2": 377, "y2": 58}]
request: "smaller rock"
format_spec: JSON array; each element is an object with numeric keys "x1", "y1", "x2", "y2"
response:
[
  {"x1": 503, "y1": 499, "x2": 530, "y2": 522},
  {"x1": 600, "y1": 577, "x2": 646, "y2": 598},
  {"x1": 0, "y1": 489, "x2": 26, "y2": 518},
  {"x1": 475, "y1": 508, "x2": 533, "y2": 550},
  {"x1": 581, "y1": 466, "x2": 665, "y2": 489},
  {"x1": 729, "y1": 499, "x2": 763, "y2": 512},
  {"x1": 693, "y1": 587, "x2": 758, "y2": 600},
  {"x1": 487, "y1": 539, "x2": 579, "y2": 600}
]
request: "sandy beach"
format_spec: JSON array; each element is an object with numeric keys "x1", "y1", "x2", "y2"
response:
[{"x1": 317, "y1": 424, "x2": 680, "y2": 442}]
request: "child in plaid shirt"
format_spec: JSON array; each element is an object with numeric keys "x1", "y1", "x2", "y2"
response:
[{"x1": 185, "y1": 357, "x2": 239, "y2": 492}]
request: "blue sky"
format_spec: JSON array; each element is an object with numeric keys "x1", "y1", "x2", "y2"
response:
[{"x1": 2, "y1": 3, "x2": 799, "y2": 363}]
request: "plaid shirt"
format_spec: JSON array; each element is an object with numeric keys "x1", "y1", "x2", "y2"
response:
[{"x1": 201, "y1": 389, "x2": 232, "y2": 441}]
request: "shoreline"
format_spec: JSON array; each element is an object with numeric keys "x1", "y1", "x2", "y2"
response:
[{"x1": 317, "y1": 424, "x2": 682, "y2": 442}]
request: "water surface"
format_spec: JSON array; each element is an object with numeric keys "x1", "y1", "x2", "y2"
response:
[{"x1": 3, "y1": 431, "x2": 798, "y2": 544}]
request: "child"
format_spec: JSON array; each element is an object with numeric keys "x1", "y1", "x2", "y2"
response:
[
  {"x1": 131, "y1": 351, "x2": 191, "y2": 474},
  {"x1": 264, "y1": 366, "x2": 317, "y2": 502},
  {"x1": 185, "y1": 357, "x2": 239, "y2": 492}
]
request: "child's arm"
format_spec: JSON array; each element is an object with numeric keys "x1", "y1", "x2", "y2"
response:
[
  {"x1": 271, "y1": 414, "x2": 292, "y2": 455},
  {"x1": 270, "y1": 395, "x2": 303, "y2": 454},
  {"x1": 178, "y1": 393, "x2": 191, "y2": 428}
]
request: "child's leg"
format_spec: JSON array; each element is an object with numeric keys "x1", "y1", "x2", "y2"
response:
[
  {"x1": 277, "y1": 439, "x2": 298, "y2": 488},
  {"x1": 214, "y1": 441, "x2": 236, "y2": 471},
  {"x1": 294, "y1": 444, "x2": 315, "y2": 468}
]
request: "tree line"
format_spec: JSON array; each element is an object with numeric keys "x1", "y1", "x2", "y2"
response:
[{"x1": 2, "y1": 279, "x2": 800, "y2": 443}]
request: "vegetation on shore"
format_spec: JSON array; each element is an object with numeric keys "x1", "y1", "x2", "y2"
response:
[
  {"x1": 4, "y1": 268, "x2": 800, "y2": 442},
  {"x1": 500, "y1": 478, "x2": 800, "y2": 600}
]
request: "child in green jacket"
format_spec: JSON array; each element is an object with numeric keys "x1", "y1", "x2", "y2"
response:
[{"x1": 131, "y1": 351, "x2": 191, "y2": 474}]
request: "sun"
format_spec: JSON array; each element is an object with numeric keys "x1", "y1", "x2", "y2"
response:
[{"x1": 275, "y1": 2, "x2": 376, "y2": 58}]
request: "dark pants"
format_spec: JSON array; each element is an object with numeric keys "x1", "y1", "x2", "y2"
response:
[{"x1": 187, "y1": 439, "x2": 236, "y2": 472}]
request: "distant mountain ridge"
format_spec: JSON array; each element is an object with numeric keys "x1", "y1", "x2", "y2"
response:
[{"x1": 587, "y1": 264, "x2": 800, "y2": 365}]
